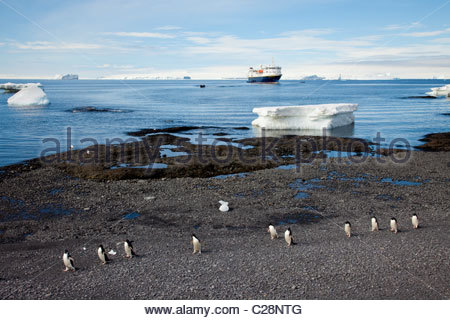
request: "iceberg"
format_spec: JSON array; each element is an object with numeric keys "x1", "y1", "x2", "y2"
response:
[
  {"x1": 426, "y1": 84, "x2": 450, "y2": 97},
  {"x1": 252, "y1": 103, "x2": 358, "y2": 130},
  {"x1": 7, "y1": 86, "x2": 50, "y2": 106},
  {"x1": 55, "y1": 74, "x2": 78, "y2": 80},
  {"x1": 0, "y1": 82, "x2": 42, "y2": 93}
]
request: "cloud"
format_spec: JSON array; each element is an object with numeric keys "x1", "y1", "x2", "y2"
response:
[
  {"x1": 184, "y1": 31, "x2": 380, "y2": 56},
  {"x1": 96, "y1": 64, "x2": 134, "y2": 69},
  {"x1": 430, "y1": 37, "x2": 450, "y2": 43},
  {"x1": 186, "y1": 37, "x2": 211, "y2": 44},
  {"x1": 401, "y1": 28, "x2": 450, "y2": 37},
  {"x1": 383, "y1": 22, "x2": 422, "y2": 31},
  {"x1": 279, "y1": 28, "x2": 335, "y2": 37},
  {"x1": 156, "y1": 25, "x2": 182, "y2": 31},
  {"x1": 104, "y1": 32, "x2": 175, "y2": 39},
  {"x1": 14, "y1": 41, "x2": 102, "y2": 50}
]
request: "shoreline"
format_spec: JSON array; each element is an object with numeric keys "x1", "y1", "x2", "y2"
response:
[{"x1": 0, "y1": 130, "x2": 449, "y2": 299}]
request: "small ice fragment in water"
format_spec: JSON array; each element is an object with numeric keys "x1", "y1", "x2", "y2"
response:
[{"x1": 219, "y1": 200, "x2": 229, "y2": 212}]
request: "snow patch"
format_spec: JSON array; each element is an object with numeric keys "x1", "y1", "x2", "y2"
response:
[
  {"x1": 7, "y1": 86, "x2": 50, "y2": 106},
  {"x1": 252, "y1": 103, "x2": 358, "y2": 130}
]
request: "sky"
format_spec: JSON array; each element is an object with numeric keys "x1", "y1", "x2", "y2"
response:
[{"x1": 0, "y1": 0, "x2": 450, "y2": 79}]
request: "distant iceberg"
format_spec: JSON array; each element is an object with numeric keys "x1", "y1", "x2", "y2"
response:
[
  {"x1": 7, "y1": 86, "x2": 49, "y2": 106},
  {"x1": 55, "y1": 74, "x2": 78, "y2": 80},
  {"x1": 252, "y1": 103, "x2": 358, "y2": 130},
  {"x1": 300, "y1": 75, "x2": 325, "y2": 81},
  {"x1": 426, "y1": 84, "x2": 450, "y2": 97},
  {"x1": 0, "y1": 82, "x2": 42, "y2": 93}
]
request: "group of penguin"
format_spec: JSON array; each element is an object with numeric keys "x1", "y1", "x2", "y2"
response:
[
  {"x1": 268, "y1": 214, "x2": 420, "y2": 247},
  {"x1": 62, "y1": 214, "x2": 420, "y2": 271},
  {"x1": 62, "y1": 239, "x2": 136, "y2": 272}
]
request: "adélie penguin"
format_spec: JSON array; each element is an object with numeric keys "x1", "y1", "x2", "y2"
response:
[
  {"x1": 412, "y1": 214, "x2": 419, "y2": 229},
  {"x1": 97, "y1": 245, "x2": 110, "y2": 264},
  {"x1": 268, "y1": 224, "x2": 278, "y2": 240},
  {"x1": 192, "y1": 234, "x2": 201, "y2": 254},
  {"x1": 284, "y1": 228, "x2": 296, "y2": 246},
  {"x1": 371, "y1": 216, "x2": 379, "y2": 231},
  {"x1": 124, "y1": 239, "x2": 136, "y2": 258},
  {"x1": 390, "y1": 218, "x2": 398, "y2": 234},
  {"x1": 63, "y1": 249, "x2": 76, "y2": 272},
  {"x1": 344, "y1": 221, "x2": 351, "y2": 238}
]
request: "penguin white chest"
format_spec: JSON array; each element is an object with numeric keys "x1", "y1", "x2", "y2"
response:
[
  {"x1": 63, "y1": 253, "x2": 74, "y2": 270},
  {"x1": 284, "y1": 231, "x2": 292, "y2": 245},
  {"x1": 412, "y1": 216, "x2": 419, "y2": 229},
  {"x1": 98, "y1": 248, "x2": 105, "y2": 262},
  {"x1": 371, "y1": 218, "x2": 378, "y2": 231},
  {"x1": 344, "y1": 224, "x2": 351, "y2": 237},
  {"x1": 124, "y1": 243, "x2": 132, "y2": 257},
  {"x1": 192, "y1": 237, "x2": 201, "y2": 253},
  {"x1": 63, "y1": 254, "x2": 70, "y2": 267},
  {"x1": 268, "y1": 225, "x2": 278, "y2": 239},
  {"x1": 390, "y1": 220, "x2": 398, "y2": 233}
]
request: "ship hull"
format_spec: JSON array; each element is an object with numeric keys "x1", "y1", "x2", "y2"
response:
[{"x1": 247, "y1": 75, "x2": 281, "y2": 83}]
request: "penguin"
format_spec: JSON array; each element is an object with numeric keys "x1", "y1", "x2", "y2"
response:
[
  {"x1": 192, "y1": 234, "x2": 201, "y2": 254},
  {"x1": 97, "y1": 245, "x2": 110, "y2": 264},
  {"x1": 268, "y1": 224, "x2": 278, "y2": 240},
  {"x1": 390, "y1": 218, "x2": 398, "y2": 234},
  {"x1": 412, "y1": 214, "x2": 419, "y2": 229},
  {"x1": 124, "y1": 239, "x2": 136, "y2": 258},
  {"x1": 344, "y1": 221, "x2": 351, "y2": 238},
  {"x1": 219, "y1": 200, "x2": 229, "y2": 212},
  {"x1": 284, "y1": 228, "x2": 296, "y2": 246},
  {"x1": 63, "y1": 249, "x2": 76, "y2": 272},
  {"x1": 371, "y1": 216, "x2": 379, "y2": 232}
]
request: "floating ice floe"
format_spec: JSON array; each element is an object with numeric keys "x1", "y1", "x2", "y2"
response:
[
  {"x1": 426, "y1": 84, "x2": 450, "y2": 97},
  {"x1": 252, "y1": 103, "x2": 358, "y2": 130},
  {"x1": 219, "y1": 200, "x2": 229, "y2": 212},
  {"x1": 0, "y1": 82, "x2": 42, "y2": 92},
  {"x1": 7, "y1": 86, "x2": 50, "y2": 106}
]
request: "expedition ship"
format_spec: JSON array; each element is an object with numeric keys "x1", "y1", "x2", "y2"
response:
[{"x1": 248, "y1": 64, "x2": 282, "y2": 83}]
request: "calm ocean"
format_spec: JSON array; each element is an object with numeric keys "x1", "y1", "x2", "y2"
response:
[{"x1": 0, "y1": 79, "x2": 449, "y2": 167}]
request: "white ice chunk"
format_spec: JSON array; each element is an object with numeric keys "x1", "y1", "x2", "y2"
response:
[
  {"x1": 7, "y1": 86, "x2": 50, "y2": 106},
  {"x1": 108, "y1": 250, "x2": 117, "y2": 255},
  {"x1": 252, "y1": 103, "x2": 358, "y2": 130},
  {"x1": 426, "y1": 84, "x2": 450, "y2": 97},
  {"x1": 219, "y1": 200, "x2": 229, "y2": 212},
  {"x1": 0, "y1": 82, "x2": 42, "y2": 91}
]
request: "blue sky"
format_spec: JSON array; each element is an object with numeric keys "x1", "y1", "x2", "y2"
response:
[{"x1": 0, "y1": 0, "x2": 449, "y2": 79}]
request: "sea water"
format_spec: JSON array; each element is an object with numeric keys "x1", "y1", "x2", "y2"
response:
[{"x1": 0, "y1": 79, "x2": 449, "y2": 167}]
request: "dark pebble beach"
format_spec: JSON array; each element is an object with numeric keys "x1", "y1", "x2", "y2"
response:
[{"x1": 0, "y1": 131, "x2": 449, "y2": 299}]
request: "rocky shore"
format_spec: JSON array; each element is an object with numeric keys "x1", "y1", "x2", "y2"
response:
[{"x1": 0, "y1": 131, "x2": 449, "y2": 299}]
